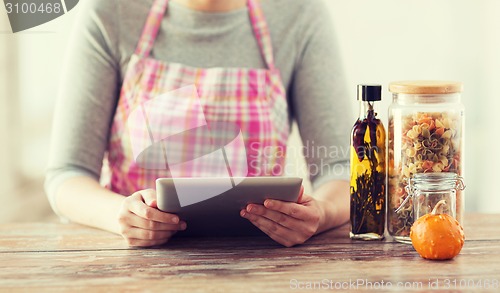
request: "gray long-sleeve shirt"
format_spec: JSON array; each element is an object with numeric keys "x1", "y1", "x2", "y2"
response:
[{"x1": 45, "y1": 0, "x2": 353, "y2": 213}]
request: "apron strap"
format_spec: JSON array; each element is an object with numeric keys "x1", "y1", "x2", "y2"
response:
[
  {"x1": 248, "y1": 0, "x2": 276, "y2": 70},
  {"x1": 134, "y1": 0, "x2": 169, "y2": 57},
  {"x1": 135, "y1": 0, "x2": 276, "y2": 71}
]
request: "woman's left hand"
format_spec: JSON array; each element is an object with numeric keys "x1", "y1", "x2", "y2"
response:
[{"x1": 240, "y1": 189, "x2": 325, "y2": 247}]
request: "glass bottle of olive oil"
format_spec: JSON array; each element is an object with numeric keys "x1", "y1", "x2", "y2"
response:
[{"x1": 350, "y1": 85, "x2": 386, "y2": 240}]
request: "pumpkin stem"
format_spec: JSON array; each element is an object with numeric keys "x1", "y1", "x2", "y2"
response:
[{"x1": 431, "y1": 200, "x2": 447, "y2": 215}]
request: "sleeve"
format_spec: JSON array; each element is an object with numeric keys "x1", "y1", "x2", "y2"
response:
[
  {"x1": 44, "y1": 0, "x2": 121, "y2": 215},
  {"x1": 289, "y1": 0, "x2": 354, "y2": 190}
]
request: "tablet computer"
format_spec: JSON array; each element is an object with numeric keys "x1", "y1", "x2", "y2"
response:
[{"x1": 156, "y1": 177, "x2": 303, "y2": 236}]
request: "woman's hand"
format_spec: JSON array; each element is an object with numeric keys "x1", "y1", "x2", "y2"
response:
[
  {"x1": 117, "y1": 189, "x2": 187, "y2": 247},
  {"x1": 240, "y1": 188, "x2": 325, "y2": 247}
]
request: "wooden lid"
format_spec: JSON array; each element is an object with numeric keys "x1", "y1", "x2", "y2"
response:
[{"x1": 388, "y1": 80, "x2": 463, "y2": 94}]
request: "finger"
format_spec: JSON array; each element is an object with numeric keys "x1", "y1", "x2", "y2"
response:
[
  {"x1": 297, "y1": 192, "x2": 313, "y2": 204},
  {"x1": 254, "y1": 225, "x2": 294, "y2": 247},
  {"x1": 126, "y1": 238, "x2": 170, "y2": 248},
  {"x1": 246, "y1": 204, "x2": 312, "y2": 235},
  {"x1": 263, "y1": 199, "x2": 312, "y2": 220},
  {"x1": 297, "y1": 185, "x2": 304, "y2": 202},
  {"x1": 122, "y1": 226, "x2": 177, "y2": 241},
  {"x1": 140, "y1": 189, "x2": 157, "y2": 207},
  {"x1": 129, "y1": 198, "x2": 180, "y2": 224},
  {"x1": 241, "y1": 210, "x2": 298, "y2": 247},
  {"x1": 121, "y1": 212, "x2": 187, "y2": 231},
  {"x1": 147, "y1": 200, "x2": 158, "y2": 208}
]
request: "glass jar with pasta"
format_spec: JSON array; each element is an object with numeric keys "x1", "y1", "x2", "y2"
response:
[{"x1": 387, "y1": 81, "x2": 465, "y2": 243}]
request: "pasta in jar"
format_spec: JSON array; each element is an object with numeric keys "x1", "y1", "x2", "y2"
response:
[{"x1": 387, "y1": 81, "x2": 465, "y2": 243}]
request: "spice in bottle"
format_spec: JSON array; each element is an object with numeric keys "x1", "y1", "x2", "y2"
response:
[{"x1": 350, "y1": 85, "x2": 386, "y2": 240}]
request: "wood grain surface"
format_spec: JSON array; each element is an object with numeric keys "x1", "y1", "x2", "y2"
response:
[{"x1": 0, "y1": 214, "x2": 499, "y2": 292}]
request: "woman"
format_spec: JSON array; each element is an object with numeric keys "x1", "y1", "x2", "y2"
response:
[{"x1": 46, "y1": 0, "x2": 352, "y2": 247}]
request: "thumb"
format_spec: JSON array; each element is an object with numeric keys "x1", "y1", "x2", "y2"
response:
[
  {"x1": 141, "y1": 189, "x2": 158, "y2": 208},
  {"x1": 297, "y1": 188, "x2": 314, "y2": 204},
  {"x1": 297, "y1": 185, "x2": 305, "y2": 203}
]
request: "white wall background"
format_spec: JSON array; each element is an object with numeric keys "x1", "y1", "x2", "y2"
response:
[
  {"x1": 0, "y1": 5, "x2": 75, "y2": 220},
  {"x1": 0, "y1": 8, "x2": 19, "y2": 199},
  {"x1": 324, "y1": 0, "x2": 500, "y2": 212},
  {"x1": 1, "y1": 0, "x2": 499, "y2": 222}
]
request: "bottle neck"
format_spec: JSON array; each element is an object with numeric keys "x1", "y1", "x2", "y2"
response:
[{"x1": 358, "y1": 101, "x2": 377, "y2": 119}]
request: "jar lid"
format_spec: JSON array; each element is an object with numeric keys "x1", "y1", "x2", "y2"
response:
[
  {"x1": 389, "y1": 80, "x2": 463, "y2": 94},
  {"x1": 410, "y1": 173, "x2": 465, "y2": 191},
  {"x1": 395, "y1": 172, "x2": 466, "y2": 213}
]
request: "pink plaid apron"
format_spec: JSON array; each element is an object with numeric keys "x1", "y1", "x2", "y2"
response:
[{"x1": 106, "y1": 0, "x2": 290, "y2": 195}]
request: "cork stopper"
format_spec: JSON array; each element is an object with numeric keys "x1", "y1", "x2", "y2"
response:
[{"x1": 389, "y1": 81, "x2": 463, "y2": 94}]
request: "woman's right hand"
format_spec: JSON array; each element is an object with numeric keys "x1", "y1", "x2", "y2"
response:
[{"x1": 117, "y1": 189, "x2": 186, "y2": 247}]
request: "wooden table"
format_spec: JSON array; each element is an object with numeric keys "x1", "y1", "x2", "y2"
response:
[{"x1": 1, "y1": 214, "x2": 499, "y2": 292}]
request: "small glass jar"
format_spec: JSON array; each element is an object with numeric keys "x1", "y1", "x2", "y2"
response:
[
  {"x1": 399, "y1": 173, "x2": 465, "y2": 224},
  {"x1": 387, "y1": 81, "x2": 465, "y2": 243}
]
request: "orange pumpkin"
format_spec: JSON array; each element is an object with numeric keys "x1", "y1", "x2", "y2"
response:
[{"x1": 410, "y1": 200, "x2": 465, "y2": 260}]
